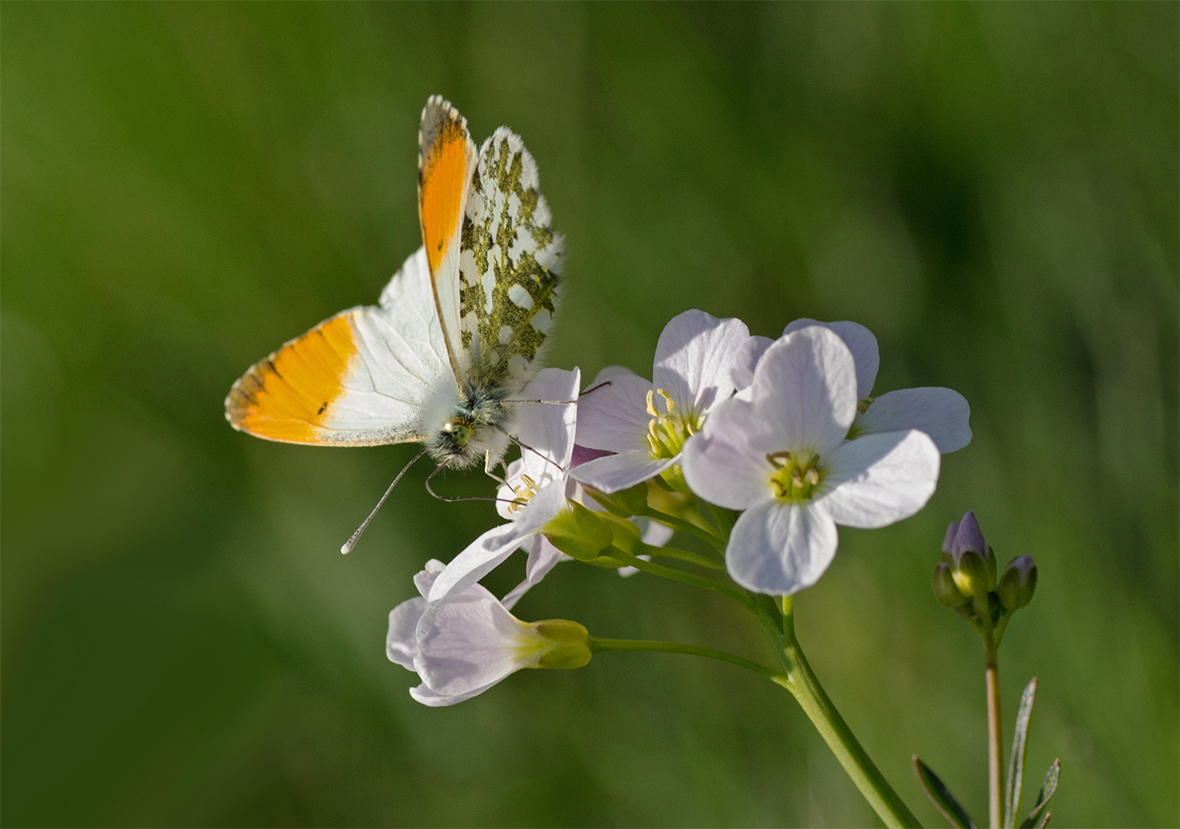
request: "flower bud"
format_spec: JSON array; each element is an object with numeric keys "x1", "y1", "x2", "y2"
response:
[
  {"x1": 543, "y1": 502, "x2": 616, "y2": 562},
  {"x1": 951, "y1": 549, "x2": 991, "y2": 599},
  {"x1": 530, "y1": 620, "x2": 592, "y2": 670},
  {"x1": 941, "y1": 522, "x2": 959, "y2": 555},
  {"x1": 996, "y1": 555, "x2": 1037, "y2": 611},
  {"x1": 933, "y1": 563, "x2": 970, "y2": 608}
]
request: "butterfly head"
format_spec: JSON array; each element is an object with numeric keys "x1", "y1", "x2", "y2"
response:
[{"x1": 423, "y1": 383, "x2": 513, "y2": 469}]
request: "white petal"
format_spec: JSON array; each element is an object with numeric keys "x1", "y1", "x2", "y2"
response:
[
  {"x1": 681, "y1": 413, "x2": 774, "y2": 510},
  {"x1": 514, "y1": 479, "x2": 569, "y2": 535},
  {"x1": 409, "y1": 683, "x2": 490, "y2": 707},
  {"x1": 821, "y1": 430, "x2": 941, "y2": 529},
  {"x1": 414, "y1": 589, "x2": 534, "y2": 696},
  {"x1": 725, "y1": 500, "x2": 838, "y2": 595},
  {"x1": 501, "y1": 537, "x2": 566, "y2": 611},
  {"x1": 638, "y1": 517, "x2": 674, "y2": 548},
  {"x1": 386, "y1": 596, "x2": 427, "y2": 669},
  {"x1": 729, "y1": 335, "x2": 773, "y2": 390},
  {"x1": 525, "y1": 537, "x2": 566, "y2": 584},
  {"x1": 429, "y1": 483, "x2": 567, "y2": 604},
  {"x1": 617, "y1": 517, "x2": 672, "y2": 577},
  {"x1": 427, "y1": 524, "x2": 525, "y2": 604},
  {"x1": 510, "y1": 367, "x2": 581, "y2": 470},
  {"x1": 784, "y1": 319, "x2": 879, "y2": 399},
  {"x1": 653, "y1": 310, "x2": 749, "y2": 415},
  {"x1": 574, "y1": 373, "x2": 654, "y2": 453},
  {"x1": 590, "y1": 365, "x2": 638, "y2": 384},
  {"x1": 749, "y1": 327, "x2": 858, "y2": 457},
  {"x1": 496, "y1": 459, "x2": 525, "y2": 520},
  {"x1": 570, "y1": 450, "x2": 676, "y2": 494},
  {"x1": 412, "y1": 559, "x2": 447, "y2": 597},
  {"x1": 857, "y1": 387, "x2": 972, "y2": 453}
]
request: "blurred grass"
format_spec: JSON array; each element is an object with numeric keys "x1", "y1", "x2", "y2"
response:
[{"x1": 2, "y1": 3, "x2": 1176, "y2": 827}]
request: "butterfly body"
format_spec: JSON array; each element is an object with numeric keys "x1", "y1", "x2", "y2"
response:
[{"x1": 225, "y1": 96, "x2": 562, "y2": 472}]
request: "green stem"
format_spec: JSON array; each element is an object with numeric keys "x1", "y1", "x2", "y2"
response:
[
  {"x1": 641, "y1": 507, "x2": 727, "y2": 553},
  {"x1": 754, "y1": 596, "x2": 923, "y2": 828},
  {"x1": 588, "y1": 637, "x2": 788, "y2": 685},
  {"x1": 978, "y1": 597, "x2": 1002, "y2": 829},
  {"x1": 641, "y1": 543, "x2": 727, "y2": 572},
  {"x1": 622, "y1": 555, "x2": 758, "y2": 612}
]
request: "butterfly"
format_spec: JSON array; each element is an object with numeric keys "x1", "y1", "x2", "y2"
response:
[{"x1": 225, "y1": 95, "x2": 563, "y2": 489}]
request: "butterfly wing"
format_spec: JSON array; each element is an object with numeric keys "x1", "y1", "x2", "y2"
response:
[
  {"x1": 225, "y1": 247, "x2": 453, "y2": 446},
  {"x1": 458, "y1": 126, "x2": 564, "y2": 395},
  {"x1": 418, "y1": 95, "x2": 478, "y2": 387}
]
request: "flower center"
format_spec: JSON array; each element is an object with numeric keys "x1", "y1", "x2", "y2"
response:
[
  {"x1": 507, "y1": 473, "x2": 539, "y2": 515},
  {"x1": 767, "y1": 450, "x2": 823, "y2": 501},
  {"x1": 645, "y1": 388, "x2": 700, "y2": 460}
]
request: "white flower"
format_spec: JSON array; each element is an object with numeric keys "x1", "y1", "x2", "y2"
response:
[
  {"x1": 683, "y1": 325, "x2": 941, "y2": 596},
  {"x1": 571, "y1": 310, "x2": 750, "y2": 493},
  {"x1": 427, "y1": 367, "x2": 580, "y2": 604},
  {"x1": 388, "y1": 561, "x2": 589, "y2": 707},
  {"x1": 731, "y1": 319, "x2": 971, "y2": 454}
]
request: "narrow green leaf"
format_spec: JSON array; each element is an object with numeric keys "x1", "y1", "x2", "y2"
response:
[
  {"x1": 913, "y1": 755, "x2": 978, "y2": 828},
  {"x1": 1005, "y1": 677, "x2": 1038, "y2": 828},
  {"x1": 1019, "y1": 759, "x2": 1060, "y2": 829}
]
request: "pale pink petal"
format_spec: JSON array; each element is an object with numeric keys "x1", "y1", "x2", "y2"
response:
[
  {"x1": 409, "y1": 683, "x2": 490, "y2": 707},
  {"x1": 821, "y1": 430, "x2": 940, "y2": 529},
  {"x1": 510, "y1": 367, "x2": 581, "y2": 470},
  {"x1": 749, "y1": 327, "x2": 857, "y2": 457},
  {"x1": 730, "y1": 335, "x2": 773, "y2": 390},
  {"x1": 726, "y1": 500, "x2": 838, "y2": 595},
  {"x1": 386, "y1": 596, "x2": 427, "y2": 669},
  {"x1": 414, "y1": 588, "x2": 532, "y2": 697},
  {"x1": 574, "y1": 373, "x2": 654, "y2": 453},
  {"x1": 857, "y1": 387, "x2": 972, "y2": 453},
  {"x1": 681, "y1": 410, "x2": 774, "y2": 510},
  {"x1": 570, "y1": 450, "x2": 676, "y2": 494},
  {"x1": 427, "y1": 524, "x2": 523, "y2": 604},
  {"x1": 784, "y1": 319, "x2": 879, "y2": 399},
  {"x1": 411, "y1": 560, "x2": 447, "y2": 597},
  {"x1": 653, "y1": 310, "x2": 749, "y2": 415},
  {"x1": 429, "y1": 483, "x2": 567, "y2": 603}
]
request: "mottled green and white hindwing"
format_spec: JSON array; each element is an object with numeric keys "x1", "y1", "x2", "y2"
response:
[{"x1": 457, "y1": 127, "x2": 563, "y2": 394}]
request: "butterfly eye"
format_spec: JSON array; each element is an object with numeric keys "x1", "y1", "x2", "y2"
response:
[{"x1": 443, "y1": 419, "x2": 473, "y2": 447}]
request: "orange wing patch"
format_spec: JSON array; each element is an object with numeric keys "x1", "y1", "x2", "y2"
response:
[
  {"x1": 226, "y1": 312, "x2": 357, "y2": 444},
  {"x1": 418, "y1": 97, "x2": 476, "y2": 275}
]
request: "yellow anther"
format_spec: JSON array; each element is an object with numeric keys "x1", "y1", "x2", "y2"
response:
[
  {"x1": 645, "y1": 389, "x2": 659, "y2": 417},
  {"x1": 656, "y1": 388, "x2": 676, "y2": 414},
  {"x1": 768, "y1": 451, "x2": 823, "y2": 502},
  {"x1": 508, "y1": 473, "x2": 540, "y2": 514}
]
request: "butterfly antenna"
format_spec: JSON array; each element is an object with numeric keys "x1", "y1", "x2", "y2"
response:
[
  {"x1": 341, "y1": 447, "x2": 429, "y2": 554},
  {"x1": 492, "y1": 424, "x2": 567, "y2": 476}
]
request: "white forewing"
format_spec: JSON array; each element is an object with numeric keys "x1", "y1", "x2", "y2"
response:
[{"x1": 320, "y1": 247, "x2": 456, "y2": 443}]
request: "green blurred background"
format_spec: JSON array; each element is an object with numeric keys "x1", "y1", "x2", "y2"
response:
[{"x1": 3, "y1": 3, "x2": 1176, "y2": 826}]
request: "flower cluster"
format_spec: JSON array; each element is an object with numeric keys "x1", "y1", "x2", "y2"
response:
[{"x1": 389, "y1": 310, "x2": 971, "y2": 704}]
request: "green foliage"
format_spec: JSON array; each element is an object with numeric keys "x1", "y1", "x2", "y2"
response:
[{"x1": 2, "y1": 3, "x2": 1176, "y2": 826}]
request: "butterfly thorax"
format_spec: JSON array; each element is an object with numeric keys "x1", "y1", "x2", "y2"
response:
[{"x1": 424, "y1": 381, "x2": 513, "y2": 468}]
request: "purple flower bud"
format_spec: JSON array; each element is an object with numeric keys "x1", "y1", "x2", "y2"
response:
[
  {"x1": 933, "y1": 563, "x2": 970, "y2": 609},
  {"x1": 950, "y1": 510, "x2": 987, "y2": 559},
  {"x1": 942, "y1": 521, "x2": 959, "y2": 554},
  {"x1": 997, "y1": 555, "x2": 1037, "y2": 610}
]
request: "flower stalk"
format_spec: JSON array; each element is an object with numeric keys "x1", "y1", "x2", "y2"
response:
[{"x1": 753, "y1": 595, "x2": 923, "y2": 828}]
